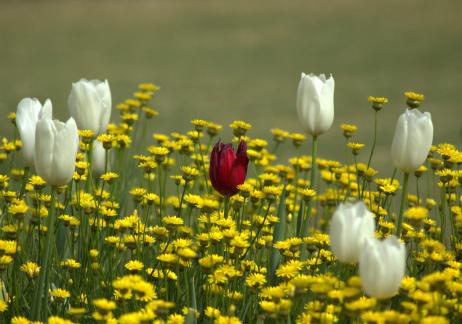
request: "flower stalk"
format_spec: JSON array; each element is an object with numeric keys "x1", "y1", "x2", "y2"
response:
[
  {"x1": 32, "y1": 186, "x2": 56, "y2": 320},
  {"x1": 396, "y1": 172, "x2": 410, "y2": 237}
]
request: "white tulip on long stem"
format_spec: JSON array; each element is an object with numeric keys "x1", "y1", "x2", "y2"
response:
[
  {"x1": 329, "y1": 201, "x2": 376, "y2": 263},
  {"x1": 16, "y1": 98, "x2": 53, "y2": 167},
  {"x1": 32, "y1": 115, "x2": 79, "y2": 319},
  {"x1": 34, "y1": 117, "x2": 79, "y2": 186},
  {"x1": 68, "y1": 79, "x2": 112, "y2": 135},
  {"x1": 297, "y1": 73, "x2": 335, "y2": 236},
  {"x1": 359, "y1": 235, "x2": 406, "y2": 299},
  {"x1": 391, "y1": 108, "x2": 433, "y2": 236}
]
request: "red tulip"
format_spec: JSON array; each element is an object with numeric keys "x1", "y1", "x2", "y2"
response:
[{"x1": 209, "y1": 140, "x2": 249, "y2": 196}]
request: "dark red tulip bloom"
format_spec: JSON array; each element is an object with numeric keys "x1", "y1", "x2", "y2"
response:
[{"x1": 209, "y1": 140, "x2": 249, "y2": 196}]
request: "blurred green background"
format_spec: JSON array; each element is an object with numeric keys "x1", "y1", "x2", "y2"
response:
[{"x1": 1, "y1": 0, "x2": 461, "y2": 172}]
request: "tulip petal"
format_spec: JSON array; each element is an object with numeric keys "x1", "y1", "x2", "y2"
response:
[
  {"x1": 209, "y1": 141, "x2": 221, "y2": 190},
  {"x1": 17, "y1": 98, "x2": 42, "y2": 166},
  {"x1": 96, "y1": 79, "x2": 112, "y2": 133},
  {"x1": 51, "y1": 118, "x2": 79, "y2": 186},
  {"x1": 35, "y1": 118, "x2": 56, "y2": 182},
  {"x1": 40, "y1": 99, "x2": 53, "y2": 120}
]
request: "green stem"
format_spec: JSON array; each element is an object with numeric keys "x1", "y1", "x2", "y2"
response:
[
  {"x1": 396, "y1": 172, "x2": 409, "y2": 237},
  {"x1": 177, "y1": 183, "x2": 189, "y2": 219},
  {"x1": 296, "y1": 200, "x2": 304, "y2": 237},
  {"x1": 196, "y1": 132, "x2": 209, "y2": 193},
  {"x1": 416, "y1": 177, "x2": 420, "y2": 206},
  {"x1": 19, "y1": 167, "x2": 30, "y2": 198},
  {"x1": 390, "y1": 168, "x2": 397, "y2": 183},
  {"x1": 302, "y1": 135, "x2": 317, "y2": 235},
  {"x1": 157, "y1": 166, "x2": 163, "y2": 220},
  {"x1": 343, "y1": 138, "x2": 352, "y2": 201},
  {"x1": 310, "y1": 135, "x2": 318, "y2": 190},
  {"x1": 86, "y1": 141, "x2": 94, "y2": 193},
  {"x1": 270, "y1": 142, "x2": 280, "y2": 155},
  {"x1": 31, "y1": 185, "x2": 56, "y2": 320},
  {"x1": 241, "y1": 200, "x2": 272, "y2": 260},
  {"x1": 366, "y1": 111, "x2": 378, "y2": 170},
  {"x1": 447, "y1": 191, "x2": 458, "y2": 246},
  {"x1": 354, "y1": 156, "x2": 361, "y2": 200},
  {"x1": 375, "y1": 192, "x2": 382, "y2": 225},
  {"x1": 104, "y1": 149, "x2": 109, "y2": 175},
  {"x1": 440, "y1": 187, "x2": 447, "y2": 244},
  {"x1": 270, "y1": 186, "x2": 287, "y2": 283},
  {"x1": 137, "y1": 118, "x2": 148, "y2": 153},
  {"x1": 425, "y1": 161, "x2": 431, "y2": 201},
  {"x1": 223, "y1": 195, "x2": 230, "y2": 219},
  {"x1": 360, "y1": 111, "x2": 378, "y2": 198},
  {"x1": 237, "y1": 197, "x2": 246, "y2": 231},
  {"x1": 184, "y1": 270, "x2": 190, "y2": 308}
]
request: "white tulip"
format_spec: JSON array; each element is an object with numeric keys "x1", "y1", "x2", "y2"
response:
[
  {"x1": 391, "y1": 109, "x2": 433, "y2": 173},
  {"x1": 16, "y1": 98, "x2": 53, "y2": 166},
  {"x1": 359, "y1": 235, "x2": 406, "y2": 298},
  {"x1": 329, "y1": 201, "x2": 375, "y2": 263},
  {"x1": 68, "y1": 79, "x2": 111, "y2": 135},
  {"x1": 34, "y1": 117, "x2": 79, "y2": 186},
  {"x1": 91, "y1": 140, "x2": 108, "y2": 177},
  {"x1": 296, "y1": 73, "x2": 335, "y2": 136}
]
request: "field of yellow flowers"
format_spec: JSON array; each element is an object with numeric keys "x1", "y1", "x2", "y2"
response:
[{"x1": 0, "y1": 75, "x2": 460, "y2": 323}]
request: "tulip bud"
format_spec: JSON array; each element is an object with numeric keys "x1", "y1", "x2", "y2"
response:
[
  {"x1": 68, "y1": 79, "x2": 112, "y2": 135},
  {"x1": 34, "y1": 117, "x2": 79, "y2": 186},
  {"x1": 209, "y1": 140, "x2": 249, "y2": 196},
  {"x1": 91, "y1": 140, "x2": 108, "y2": 177},
  {"x1": 296, "y1": 73, "x2": 335, "y2": 136},
  {"x1": 329, "y1": 201, "x2": 375, "y2": 263},
  {"x1": 359, "y1": 236, "x2": 406, "y2": 298},
  {"x1": 16, "y1": 98, "x2": 53, "y2": 166},
  {"x1": 391, "y1": 109, "x2": 433, "y2": 173}
]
